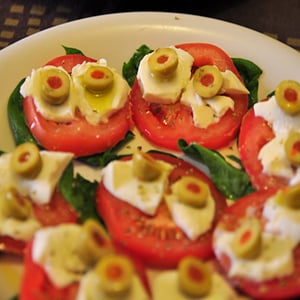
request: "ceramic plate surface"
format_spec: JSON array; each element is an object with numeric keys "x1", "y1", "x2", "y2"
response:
[{"x1": 0, "y1": 11, "x2": 300, "y2": 299}]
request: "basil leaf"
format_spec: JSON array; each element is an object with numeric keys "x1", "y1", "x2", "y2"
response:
[
  {"x1": 58, "y1": 162, "x2": 103, "y2": 224},
  {"x1": 178, "y1": 139, "x2": 255, "y2": 200},
  {"x1": 122, "y1": 44, "x2": 153, "y2": 86},
  {"x1": 232, "y1": 57, "x2": 263, "y2": 108},
  {"x1": 7, "y1": 78, "x2": 39, "y2": 146},
  {"x1": 62, "y1": 45, "x2": 85, "y2": 55},
  {"x1": 77, "y1": 131, "x2": 135, "y2": 167}
]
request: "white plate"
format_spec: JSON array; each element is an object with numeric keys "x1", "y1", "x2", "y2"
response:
[{"x1": 0, "y1": 11, "x2": 299, "y2": 299}]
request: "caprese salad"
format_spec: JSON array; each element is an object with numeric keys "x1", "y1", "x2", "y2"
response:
[
  {"x1": 213, "y1": 185, "x2": 300, "y2": 300},
  {"x1": 5, "y1": 41, "x2": 300, "y2": 300},
  {"x1": 7, "y1": 47, "x2": 133, "y2": 159},
  {"x1": 126, "y1": 43, "x2": 250, "y2": 151}
]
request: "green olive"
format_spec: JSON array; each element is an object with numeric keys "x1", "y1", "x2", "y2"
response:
[
  {"x1": 40, "y1": 68, "x2": 70, "y2": 105},
  {"x1": 284, "y1": 131, "x2": 300, "y2": 165},
  {"x1": 275, "y1": 80, "x2": 300, "y2": 115},
  {"x1": 232, "y1": 218, "x2": 262, "y2": 259},
  {"x1": 95, "y1": 254, "x2": 133, "y2": 296},
  {"x1": 275, "y1": 185, "x2": 300, "y2": 209},
  {"x1": 178, "y1": 256, "x2": 212, "y2": 297},
  {"x1": 171, "y1": 176, "x2": 209, "y2": 208},
  {"x1": 82, "y1": 219, "x2": 113, "y2": 264},
  {"x1": 0, "y1": 188, "x2": 32, "y2": 220},
  {"x1": 132, "y1": 149, "x2": 162, "y2": 181},
  {"x1": 193, "y1": 65, "x2": 223, "y2": 98},
  {"x1": 11, "y1": 142, "x2": 42, "y2": 178},
  {"x1": 83, "y1": 65, "x2": 114, "y2": 93},
  {"x1": 148, "y1": 47, "x2": 179, "y2": 77}
]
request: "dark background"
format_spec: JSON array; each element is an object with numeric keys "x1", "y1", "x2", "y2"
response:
[{"x1": 0, "y1": 0, "x2": 299, "y2": 51}]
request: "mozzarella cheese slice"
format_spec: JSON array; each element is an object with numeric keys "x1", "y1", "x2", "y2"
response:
[
  {"x1": 164, "y1": 192, "x2": 215, "y2": 240},
  {"x1": 214, "y1": 227, "x2": 295, "y2": 282},
  {"x1": 137, "y1": 46, "x2": 194, "y2": 104},
  {"x1": 0, "y1": 151, "x2": 73, "y2": 205},
  {"x1": 151, "y1": 269, "x2": 240, "y2": 300},
  {"x1": 76, "y1": 270, "x2": 150, "y2": 300},
  {"x1": 102, "y1": 159, "x2": 173, "y2": 216},
  {"x1": 32, "y1": 224, "x2": 90, "y2": 288},
  {"x1": 263, "y1": 195, "x2": 300, "y2": 242},
  {"x1": 72, "y1": 60, "x2": 130, "y2": 125},
  {"x1": 20, "y1": 65, "x2": 77, "y2": 122}
]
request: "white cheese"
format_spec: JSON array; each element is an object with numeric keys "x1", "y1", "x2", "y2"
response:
[
  {"x1": 181, "y1": 79, "x2": 234, "y2": 128},
  {"x1": 137, "y1": 46, "x2": 194, "y2": 104},
  {"x1": 0, "y1": 151, "x2": 73, "y2": 205},
  {"x1": 254, "y1": 95, "x2": 300, "y2": 184},
  {"x1": 263, "y1": 195, "x2": 300, "y2": 243},
  {"x1": 164, "y1": 191, "x2": 215, "y2": 240},
  {"x1": 151, "y1": 269, "x2": 240, "y2": 300},
  {"x1": 214, "y1": 228, "x2": 295, "y2": 282},
  {"x1": 20, "y1": 65, "x2": 77, "y2": 122},
  {"x1": 102, "y1": 159, "x2": 173, "y2": 216},
  {"x1": 32, "y1": 224, "x2": 89, "y2": 288},
  {"x1": 220, "y1": 70, "x2": 249, "y2": 95},
  {"x1": 76, "y1": 270, "x2": 150, "y2": 300},
  {"x1": 0, "y1": 217, "x2": 40, "y2": 242},
  {"x1": 72, "y1": 60, "x2": 130, "y2": 125},
  {"x1": 181, "y1": 73, "x2": 235, "y2": 129}
]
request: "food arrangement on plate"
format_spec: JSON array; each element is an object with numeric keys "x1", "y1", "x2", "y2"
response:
[{"x1": 1, "y1": 32, "x2": 300, "y2": 300}]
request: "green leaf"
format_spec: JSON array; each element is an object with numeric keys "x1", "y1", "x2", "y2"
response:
[
  {"x1": 58, "y1": 162, "x2": 103, "y2": 224},
  {"x1": 7, "y1": 78, "x2": 39, "y2": 146},
  {"x1": 122, "y1": 44, "x2": 153, "y2": 86},
  {"x1": 77, "y1": 131, "x2": 135, "y2": 167},
  {"x1": 232, "y1": 57, "x2": 263, "y2": 109},
  {"x1": 62, "y1": 45, "x2": 85, "y2": 55},
  {"x1": 178, "y1": 139, "x2": 255, "y2": 200}
]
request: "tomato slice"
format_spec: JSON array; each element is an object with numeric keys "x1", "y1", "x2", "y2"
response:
[
  {"x1": 96, "y1": 152, "x2": 227, "y2": 269},
  {"x1": 238, "y1": 108, "x2": 288, "y2": 190},
  {"x1": 23, "y1": 54, "x2": 133, "y2": 157},
  {"x1": 130, "y1": 43, "x2": 248, "y2": 151},
  {"x1": 214, "y1": 189, "x2": 300, "y2": 300}
]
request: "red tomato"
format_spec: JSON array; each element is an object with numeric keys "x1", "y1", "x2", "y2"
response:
[
  {"x1": 23, "y1": 54, "x2": 133, "y2": 157},
  {"x1": 213, "y1": 189, "x2": 300, "y2": 300},
  {"x1": 96, "y1": 152, "x2": 227, "y2": 269},
  {"x1": 33, "y1": 188, "x2": 78, "y2": 226},
  {"x1": 130, "y1": 43, "x2": 248, "y2": 151},
  {"x1": 238, "y1": 108, "x2": 288, "y2": 190}
]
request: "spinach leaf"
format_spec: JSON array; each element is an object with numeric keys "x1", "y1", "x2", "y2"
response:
[
  {"x1": 122, "y1": 44, "x2": 153, "y2": 86},
  {"x1": 7, "y1": 78, "x2": 39, "y2": 146},
  {"x1": 232, "y1": 57, "x2": 263, "y2": 109},
  {"x1": 178, "y1": 139, "x2": 255, "y2": 200},
  {"x1": 62, "y1": 45, "x2": 85, "y2": 55},
  {"x1": 58, "y1": 162, "x2": 103, "y2": 224},
  {"x1": 77, "y1": 131, "x2": 135, "y2": 167}
]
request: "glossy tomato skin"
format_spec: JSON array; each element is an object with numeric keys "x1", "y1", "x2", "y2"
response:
[
  {"x1": 96, "y1": 152, "x2": 227, "y2": 269},
  {"x1": 23, "y1": 54, "x2": 133, "y2": 157},
  {"x1": 213, "y1": 189, "x2": 300, "y2": 300},
  {"x1": 130, "y1": 43, "x2": 248, "y2": 151},
  {"x1": 238, "y1": 107, "x2": 289, "y2": 190}
]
